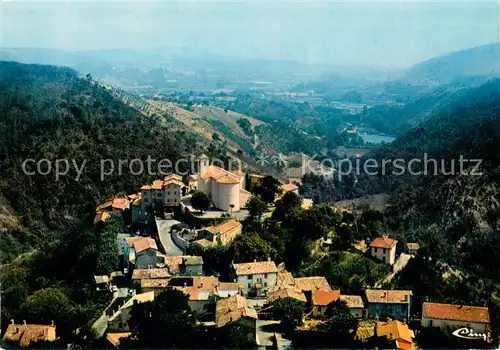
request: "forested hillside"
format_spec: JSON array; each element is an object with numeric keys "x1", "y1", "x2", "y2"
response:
[
  {"x1": 356, "y1": 79, "x2": 500, "y2": 280},
  {"x1": 0, "y1": 61, "x2": 200, "y2": 261},
  {"x1": 403, "y1": 41, "x2": 500, "y2": 84}
]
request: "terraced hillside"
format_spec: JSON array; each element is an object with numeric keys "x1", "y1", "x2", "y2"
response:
[{"x1": 146, "y1": 100, "x2": 263, "y2": 157}]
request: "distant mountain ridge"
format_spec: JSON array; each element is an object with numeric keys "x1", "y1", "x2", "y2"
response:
[{"x1": 402, "y1": 41, "x2": 500, "y2": 84}]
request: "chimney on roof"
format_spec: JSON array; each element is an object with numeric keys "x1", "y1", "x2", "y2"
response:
[
  {"x1": 23, "y1": 320, "x2": 26, "y2": 325},
  {"x1": 184, "y1": 282, "x2": 187, "y2": 288},
  {"x1": 231, "y1": 260, "x2": 235, "y2": 266},
  {"x1": 254, "y1": 259, "x2": 257, "y2": 262},
  {"x1": 51, "y1": 320, "x2": 55, "y2": 326},
  {"x1": 404, "y1": 294, "x2": 409, "y2": 302},
  {"x1": 10, "y1": 319, "x2": 14, "y2": 325},
  {"x1": 267, "y1": 256, "x2": 271, "y2": 262}
]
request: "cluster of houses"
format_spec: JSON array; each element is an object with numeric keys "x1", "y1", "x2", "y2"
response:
[
  {"x1": 94, "y1": 155, "x2": 254, "y2": 227},
  {"x1": 1, "y1": 155, "x2": 492, "y2": 348},
  {"x1": 3, "y1": 250, "x2": 493, "y2": 348},
  {"x1": 95, "y1": 257, "x2": 492, "y2": 349},
  {"x1": 94, "y1": 155, "x2": 314, "y2": 230}
]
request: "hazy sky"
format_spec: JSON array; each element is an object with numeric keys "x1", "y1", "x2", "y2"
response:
[{"x1": 2, "y1": 0, "x2": 499, "y2": 68}]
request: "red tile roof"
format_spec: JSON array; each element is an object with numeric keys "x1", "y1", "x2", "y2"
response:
[
  {"x1": 312, "y1": 290, "x2": 341, "y2": 306},
  {"x1": 164, "y1": 178, "x2": 184, "y2": 187},
  {"x1": 233, "y1": 260, "x2": 278, "y2": 275},
  {"x1": 269, "y1": 287, "x2": 307, "y2": 303},
  {"x1": 376, "y1": 321, "x2": 414, "y2": 344},
  {"x1": 294, "y1": 277, "x2": 331, "y2": 292},
  {"x1": 200, "y1": 165, "x2": 241, "y2": 184},
  {"x1": 96, "y1": 201, "x2": 112, "y2": 212},
  {"x1": 3, "y1": 324, "x2": 57, "y2": 347},
  {"x1": 111, "y1": 198, "x2": 130, "y2": 211},
  {"x1": 422, "y1": 302, "x2": 490, "y2": 324},
  {"x1": 133, "y1": 237, "x2": 158, "y2": 253},
  {"x1": 365, "y1": 290, "x2": 412, "y2": 304},
  {"x1": 205, "y1": 219, "x2": 242, "y2": 245},
  {"x1": 165, "y1": 173, "x2": 183, "y2": 182},
  {"x1": 215, "y1": 295, "x2": 257, "y2": 327},
  {"x1": 151, "y1": 180, "x2": 164, "y2": 190},
  {"x1": 132, "y1": 268, "x2": 170, "y2": 280},
  {"x1": 370, "y1": 237, "x2": 397, "y2": 249}
]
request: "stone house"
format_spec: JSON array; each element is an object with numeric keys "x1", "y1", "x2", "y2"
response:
[
  {"x1": 268, "y1": 287, "x2": 307, "y2": 304},
  {"x1": 311, "y1": 290, "x2": 341, "y2": 317},
  {"x1": 233, "y1": 259, "x2": 278, "y2": 296},
  {"x1": 3, "y1": 322, "x2": 57, "y2": 348},
  {"x1": 194, "y1": 219, "x2": 242, "y2": 248},
  {"x1": 163, "y1": 255, "x2": 204, "y2": 276},
  {"x1": 365, "y1": 289, "x2": 412, "y2": 321},
  {"x1": 133, "y1": 237, "x2": 158, "y2": 269},
  {"x1": 214, "y1": 282, "x2": 241, "y2": 298},
  {"x1": 340, "y1": 295, "x2": 366, "y2": 318},
  {"x1": 215, "y1": 295, "x2": 258, "y2": 344}
]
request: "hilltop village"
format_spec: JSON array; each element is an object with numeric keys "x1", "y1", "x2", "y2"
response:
[{"x1": 3, "y1": 154, "x2": 494, "y2": 349}]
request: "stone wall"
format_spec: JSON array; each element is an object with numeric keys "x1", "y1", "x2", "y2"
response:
[{"x1": 171, "y1": 231, "x2": 189, "y2": 251}]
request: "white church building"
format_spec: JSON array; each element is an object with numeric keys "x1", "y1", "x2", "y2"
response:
[{"x1": 196, "y1": 155, "x2": 252, "y2": 212}]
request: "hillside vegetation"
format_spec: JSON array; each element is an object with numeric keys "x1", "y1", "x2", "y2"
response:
[
  {"x1": 345, "y1": 79, "x2": 500, "y2": 281},
  {"x1": 403, "y1": 41, "x2": 500, "y2": 84},
  {"x1": 0, "y1": 61, "x2": 200, "y2": 261}
]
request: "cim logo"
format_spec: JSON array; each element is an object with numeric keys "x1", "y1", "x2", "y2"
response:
[{"x1": 452, "y1": 327, "x2": 486, "y2": 341}]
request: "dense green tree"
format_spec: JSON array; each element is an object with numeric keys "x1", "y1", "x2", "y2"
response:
[
  {"x1": 320, "y1": 299, "x2": 358, "y2": 341},
  {"x1": 270, "y1": 298, "x2": 305, "y2": 332},
  {"x1": 236, "y1": 118, "x2": 253, "y2": 136},
  {"x1": 191, "y1": 191, "x2": 211, "y2": 213},
  {"x1": 94, "y1": 215, "x2": 122, "y2": 275},
  {"x1": 246, "y1": 196, "x2": 267, "y2": 220},
  {"x1": 229, "y1": 232, "x2": 275, "y2": 263},
  {"x1": 252, "y1": 176, "x2": 282, "y2": 204},
  {"x1": 272, "y1": 191, "x2": 302, "y2": 221},
  {"x1": 22, "y1": 287, "x2": 78, "y2": 337},
  {"x1": 129, "y1": 289, "x2": 197, "y2": 348}
]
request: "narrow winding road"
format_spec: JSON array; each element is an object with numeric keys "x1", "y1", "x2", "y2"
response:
[{"x1": 155, "y1": 218, "x2": 184, "y2": 256}]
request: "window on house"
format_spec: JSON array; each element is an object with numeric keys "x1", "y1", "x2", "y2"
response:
[
  {"x1": 264, "y1": 282, "x2": 267, "y2": 287},
  {"x1": 248, "y1": 283, "x2": 251, "y2": 288},
  {"x1": 248, "y1": 275, "x2": 252, "y2": 280},
  {"x1": 264, "y1": 273, "x2": 268, "y2": 278}
]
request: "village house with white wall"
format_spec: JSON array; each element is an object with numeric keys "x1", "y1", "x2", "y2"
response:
[
  {"x1": 370, "y1": 236, "x2": 398, "y2": 265},
  {"x1": 421, "y1": 302, "x2": 490, "y2": 334},
  {"x1": 232, "y1": 259, "x2": 278, "y2": 296}
]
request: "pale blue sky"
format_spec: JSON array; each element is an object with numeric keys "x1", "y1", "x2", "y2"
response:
[{"x1": 2, "y1": 0, "x2": 499, "y2": 67}]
